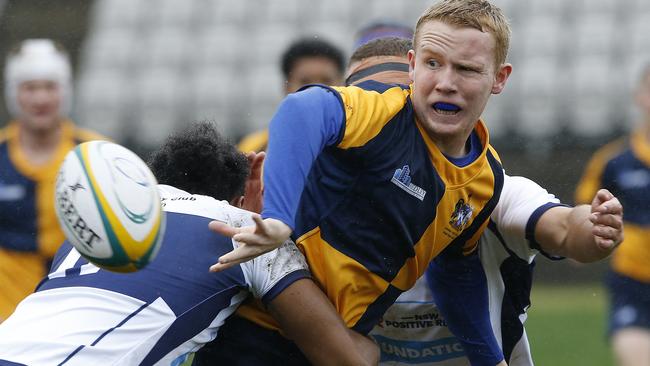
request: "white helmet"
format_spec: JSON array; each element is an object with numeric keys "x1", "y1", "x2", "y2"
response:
[{"x1": 4, "y1": 39, "x2": 72, "y2": 117}]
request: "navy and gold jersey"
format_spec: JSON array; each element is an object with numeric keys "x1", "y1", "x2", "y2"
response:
[
  {"x1": 241, "y1": 81, "x2": 504, "y2": 334},
  {"x1": 0, "y1": 120, "x2": 105, "y2": 319},
  {"x1": 576, "y1": 129, "x2": 650, "y2": 283}
]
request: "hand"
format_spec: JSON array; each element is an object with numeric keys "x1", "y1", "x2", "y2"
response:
[
  {"x1": 208, "y1": 215, "x2": 292, "y2": 272},
  {"x1": 241, "y1": 151, "x2": 265, "y2": 214},
  {"x1": 589, "y1": 189, "x2": 624, "y2": 250}
]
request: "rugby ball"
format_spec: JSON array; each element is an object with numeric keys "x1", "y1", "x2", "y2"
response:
[{"x1": 54, "y1": 141, "x2": 165, "y2": 273}]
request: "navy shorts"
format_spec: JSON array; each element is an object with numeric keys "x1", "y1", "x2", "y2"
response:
[{"x1": 607, "y1": 271, "x2": 650, "y2": 336}]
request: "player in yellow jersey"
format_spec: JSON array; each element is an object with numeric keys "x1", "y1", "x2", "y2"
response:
[
  {"x1": 576, "y1": 64, "x2": 650, "y2": 366},
  {"x1": 206, "y1": 1, "x2": 513, "y2": 365},
  {"x1": 200, "y1": 1, "x2": 614, "y2": 365},
  {"x1": 349, "y1": 36, "x2": 622, "y2": 366},
  {"x1": 0, "y1": 39, "x2": 106, "y2": 321}
]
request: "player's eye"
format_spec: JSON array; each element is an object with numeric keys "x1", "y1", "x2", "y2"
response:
[
  {"x1": 459, "y1": 65, "x2": 481, "y2": 74},
  {"x1": 427, "y1": 59, "x2": 440, "y2": 68}
]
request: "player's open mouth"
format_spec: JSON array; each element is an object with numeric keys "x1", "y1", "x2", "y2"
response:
[{"x1": 432, "y1": 102, "x2": 461, "y2": 115}]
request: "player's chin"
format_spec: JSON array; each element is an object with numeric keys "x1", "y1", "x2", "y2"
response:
[{"x1": 427, "y1": 118, "x2": 469, "y2": 137}]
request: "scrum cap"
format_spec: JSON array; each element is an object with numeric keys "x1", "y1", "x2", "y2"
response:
[{"x1": 4, "y1": 39, "x2": 72, "y2": 117}]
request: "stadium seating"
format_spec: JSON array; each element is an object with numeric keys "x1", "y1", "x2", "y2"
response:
[{"x1": 76, "y1": 0, "x2": 650, "y2": 147}]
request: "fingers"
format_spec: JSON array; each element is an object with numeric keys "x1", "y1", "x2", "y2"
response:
[
  {"x1": 591, "y1": 221, "x2": 624, "y2": 251},
  {"x1": 251, "y1": 214, "x2": 266, "y2": 234},
  {"x1": 593, "y1": 237, "x2": 617, "y2": 250},
  {"x1": 591, "y1": 189, "x2": 621, "y2": 214},
  {"x1": 209, "y1": 244, "x2": 270, "y2": 272},
  {"x1": 591, "y1": 189, "x2": 613, "y2": 207},
  {"x1": 589, "y1": 211, "x2": 623, "y2": 229},
  {"x1": 208, "y1": 220, "x2": 240, "y2": 238},
  {"x1": 209, "y1": 260, "x2": 239, "y2": 272},
  {"x1": 592, "y1": 224, "x2": 621, "y2": 241},
  {"x1": 208, "y1": 217, "x2": 291, "y2": 273},
  {"x1": 589, "y1": 189, "x2": 624, "y2": 252}
]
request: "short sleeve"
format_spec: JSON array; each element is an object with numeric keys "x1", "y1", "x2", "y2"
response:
[
  {"x1": 491, "y1": 174, "x2": 561, "y2": 260},
  {"x1": 243, "y1": 241, "x2": 311, "y2": 305}
]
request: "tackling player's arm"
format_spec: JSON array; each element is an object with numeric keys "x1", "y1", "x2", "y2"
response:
[
  {"x1": 248, "y1": 240, "x2": 378, "y2": 366},
  {"x1": 534, "y1": 189, "x2": 623, "y2": 262},
  {"x1": 268, "y1": 278, "x2": 379, "y2": 366}
]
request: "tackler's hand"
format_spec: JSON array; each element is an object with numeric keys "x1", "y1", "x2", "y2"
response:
[
  {"x1": 208, "y1": 215, "x2": 291, "y2": 272},
  {"x1": 589, "y1": 189, "x2": 624, "y2": 251}
]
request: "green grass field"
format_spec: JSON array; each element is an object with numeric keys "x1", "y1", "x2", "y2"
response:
[{"x1": 526, "y1": 284, "x2": 613, "y2": 366}]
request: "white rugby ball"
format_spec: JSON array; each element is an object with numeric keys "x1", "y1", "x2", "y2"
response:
[{"x1": 54, "y1": 141, "x2": 165, "y2": 273}]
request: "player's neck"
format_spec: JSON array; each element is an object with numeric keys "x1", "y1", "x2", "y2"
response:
[{"x1": 431, "y1": 131, "x2": 472, "y2": 158}]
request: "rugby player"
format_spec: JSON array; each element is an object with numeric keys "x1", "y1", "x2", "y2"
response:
[
  {"x1": 0, "y1": 123, "x2": 377, "y2": 366},
  {"x1": 205, "y1": 1, "x2": 514, "y2": 364},
  {"x1": 351, "y1": 37, "x2": 623, "y2": 366}
]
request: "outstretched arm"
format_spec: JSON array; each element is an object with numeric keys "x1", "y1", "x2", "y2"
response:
[
  {"x1": 268, "y1": 278, "x2": 379, "y2": 366},
  {"x1": 534, "y1": 189, "x2": 623, "y2": 262},
  {"x1": 209, "y1": 87, "x2": 345, "y2": 271}
]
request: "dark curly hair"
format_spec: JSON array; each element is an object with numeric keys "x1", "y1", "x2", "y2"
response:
[{"x1": 148, "y1": 122, "x2": 249, "y2": 201}]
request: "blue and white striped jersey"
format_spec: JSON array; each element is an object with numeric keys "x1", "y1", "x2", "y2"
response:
[{"x1": 0, "y1": 185, "x2": 309, "y2": 366}]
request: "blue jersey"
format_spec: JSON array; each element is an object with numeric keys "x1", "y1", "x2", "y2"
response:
[{"x1": 0, "y1": 185, "x2": 309, "y2": 365}]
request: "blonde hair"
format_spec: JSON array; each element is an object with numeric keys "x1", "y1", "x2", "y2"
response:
[{"x1": 413, "y1": 0, "x2": 511, "y2": 67}]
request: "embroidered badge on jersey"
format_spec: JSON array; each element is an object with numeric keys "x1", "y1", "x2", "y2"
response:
[
  {"x1": 391, "y1": 165, "x2": 427, "y2": 201},
  {"x1": 449, "y1": 197, "x2": 474, "y2": 231}
]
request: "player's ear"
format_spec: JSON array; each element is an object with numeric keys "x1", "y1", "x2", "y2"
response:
[
  {"x1": 491, "y1": 63, "x2": 512, "y2": 94},
  {"x1": 408, "y1": 50, "x2": 416, "y2": 82},
  {"x1": 231, "y1": 196, "x2": 244, "y2": 208}
]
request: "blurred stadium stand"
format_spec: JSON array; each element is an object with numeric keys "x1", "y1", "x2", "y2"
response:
[
  {"x1": 68, "y1": 0, "x2": 649, "y2": 151},
  {"x1": 2, "y1": 0, "x2": 640, "y2": 281},
  {"x1": 0, "y1": 0, "x2": 644, "y2": 150}
]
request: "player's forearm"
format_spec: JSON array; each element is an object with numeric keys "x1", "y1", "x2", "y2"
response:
[
  {"x1": 538, "y1": 205, "x2": 613, "y2": 262},
  {"x1": 268, "y1": 278, "x2": 377, "y2": 366}
]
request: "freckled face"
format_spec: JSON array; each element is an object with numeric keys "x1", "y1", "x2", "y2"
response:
[{"x1": 409, "y1": 21, "x2": 510, "y2": 150}]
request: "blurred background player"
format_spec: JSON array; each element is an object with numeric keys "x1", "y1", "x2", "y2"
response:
[
  {"x1": 0, "y1": 122, "x2": 377, "y2": 366},
  {"x1": 0, "y1": 39, "x2": 104, "y2": 321},
  {"x1": 237, "y1": 37, "x2": 345, "y2": 152},
  {"x1": 347, "y1": 37, "x2": 623, "y2": 366},
  {"x1": 575, "y1": 63, "x2": 650, "y2": 366}
]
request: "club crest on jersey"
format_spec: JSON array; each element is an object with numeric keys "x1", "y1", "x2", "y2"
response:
[
  {"x1": 391, "y1": 165, "x2": 426, "y2": 201},
  {"x1": 449, "y1": 198, "x2": 473, "y2": 231}
]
